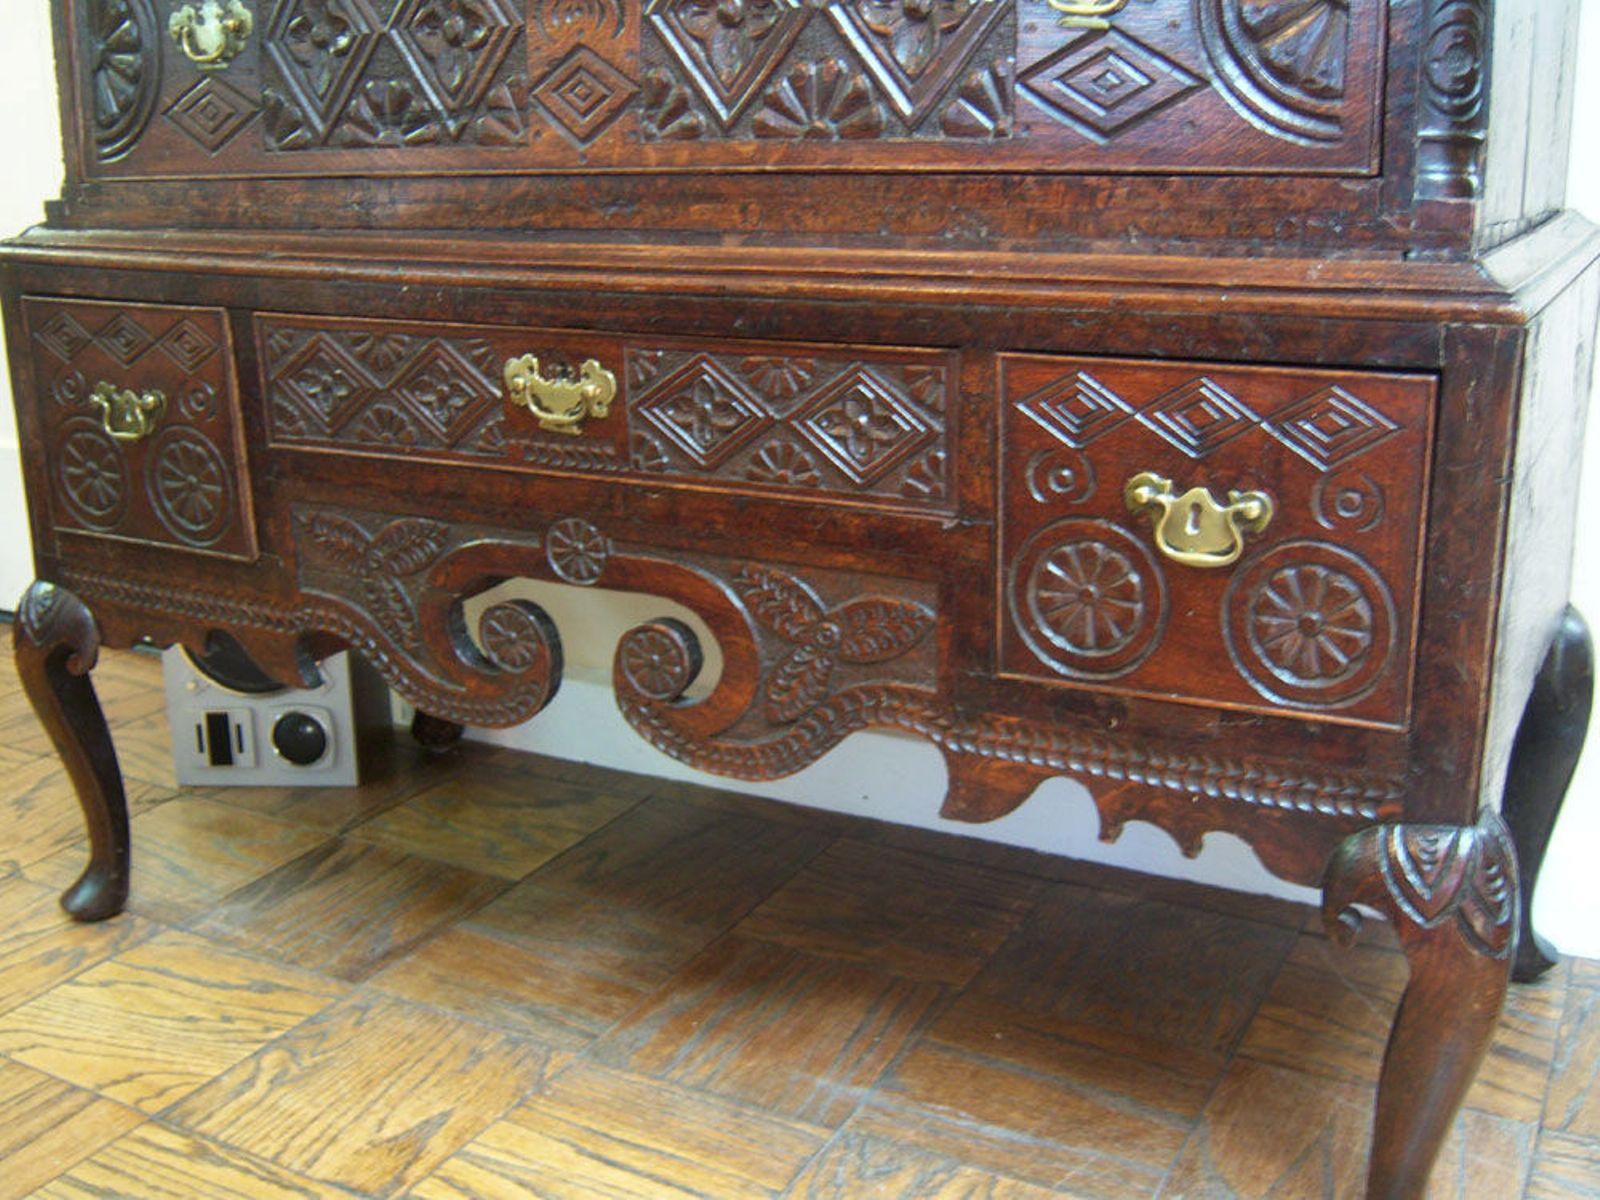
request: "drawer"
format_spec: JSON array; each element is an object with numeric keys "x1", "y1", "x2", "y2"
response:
[
  {"x1": 23, "y1": 297, "x2": 257, "y2": 561},
  {"x1": 259, "y1": 313, "x2": 954, "y2": 510},
  {"x1": 999, "y1": 355, "x2": 1435, "y2": 729},
  {"x1": 75, "y1": 0, "x2": 1381, "y2": 178}
]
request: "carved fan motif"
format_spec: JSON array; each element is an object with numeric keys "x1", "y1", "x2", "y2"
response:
[
  {"x1": 87, "y1": 0, "x2": 160, "y2": 161},
  {"x1": 1239, "y1": 0, "x2": 1348, "y2": 99},
  {"x1": 1196, "y1": 0, "x2": 1350, "y2": 144}
]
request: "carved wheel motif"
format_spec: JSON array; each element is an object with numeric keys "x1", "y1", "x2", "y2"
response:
[
  {"x1": 478, "y1": 601, "x2": 561, "y2": 675},
  {"x1": 619, "y1": 619, "x2": 704, "y2": 701},
  {"x1": 1197, "y1": 0, "x2": 1349, "y2": 144},
  {"x1": 57, "y1": 422, "x2": 129, "y2": 530},
  {"x1": 1224, "y1": 541, "x2": 1395, "y2": 709},
  {"x1": 147, "y1": 428, "x2": 233, "y2": 546},
  {"x1": 87, "y1": 0, "x2": 160, "y2": 161},
  {"x1": 546, "y1": 517, "x2": 610, "y2": 585},
  {"x1": 1009, "y1": 519, "x2": 1167, "y2": 680}
]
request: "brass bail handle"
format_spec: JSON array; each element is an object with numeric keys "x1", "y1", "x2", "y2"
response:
[
  {"x1": 1124, "y1": 471, "x2": 1274, "y2": 569},
  {"x1": 91, "y1": 381, "x2": 168, "y2": 444},
  {"x1": 170, "y1": 0, "x2": 255, "y2": 69},
  {"x1": 503, "y1": 355, "x2": 618, "y2": 436},
  {"x1": 1046, "y1": 0, "x2": 1129, "y2": 28}
]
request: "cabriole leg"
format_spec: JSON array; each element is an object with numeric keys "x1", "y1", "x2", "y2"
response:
[
  {"x1": 1501, "y1": 604, "x2": 1592, "y2": 982},
  {"x1": 1322, "y1": 809, "x2": 1517, "y2": 1200},
  {"x1": 12, "y1": 581, "x2": 129, "y2": 921}
]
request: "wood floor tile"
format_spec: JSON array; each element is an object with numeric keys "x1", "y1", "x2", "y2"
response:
[
  {"x1": 352, "y1": 766, "x2": 640, "y2": 879},
  {"x1": 1160, "y1": 1058, "x2": 1536, "y2": 1200},
  {"x1": 934, "y1": 883, "x2": 1292, "y2": 1107},
  {"x1": 170, "y1": 993, "x2": 553, "y2": 1198},
  {"x1": 785, "y1": 1121, "x2": 1065, "y2": 1200},
  {"x1": 1527, "y1": 1130, "x2": 1600, "y2": 1199},
  {"x1": 0, "y1": 874, "x2": 158, "y2": 1017},
  {"x1": 369, "y1": 892, "x2": 709, "y2": 1047},
  {"x1": 880, "y1": 1039, "x2": 1187, "y2": 1196},
  {"x1": 411, "y1": 1061, "x2": 829, "y2": 1200},
  {"x1": 0, "y1": 757, "x2": 173, "y2": 875},
  {"x1": 0, "y1": 930, "x2": 346, "y2": 1113},
  {"x1": 1236, "y1": 932, "x2": 1564, "y2": 1123},
  {"x1": 737, "y1": 838, "x2": 1044, "y2": 986},
  {"x1": 0, "y1": 1059, "x2": 143, "y2": 1200},
  {"x1": 190, "y1": 838, "x2": 509, "y2": 982},
  {"x1": 592, "y1": 935, "x2": 944, "y2": 1129},
  {"x1": 24, "y1": 797, "x2": 328, "y2": 925},
  {"x1": 28, "y1": 1122, "x2": 368, "y2": 1200},
  {"x1": 519, "y1": 795, "x2": 833, "y2": 928},
  {"x1": 108, "y1": 709, "x2": 181, "y2": 790},
  {"x1": 1572, "y1": 959, "x2": 1600, "y2": 991},
  {"x1": 1545, "y1": 982, "x2": 1600, "y2": 1138}
]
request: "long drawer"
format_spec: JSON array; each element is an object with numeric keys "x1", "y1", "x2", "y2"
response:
[{"x1": 999, "y1": 354, "x2": 1436, "y2": 729}]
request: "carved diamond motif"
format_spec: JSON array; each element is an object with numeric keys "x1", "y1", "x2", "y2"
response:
[
  {"x1": 1019, "y1": 27, "x2": 1203, "y2": 142},
  {"x1": 1270, "y1": 386, "x2": 1401, "y2": 471},
  {"x1": 388, "y1": 339, "x2": 499, "y2": 441},
  {"x1": 794, "y1": 366, "x2": 934, "y2": 485},
  {"x1": 165, "y1": 76, "x2": 260, "y2": 152},
  {"x1": 649, "y1": 0, "x2": 809, "y2": 128},
  {"x1": 390, "y1": 0, "x2": 522, "y2": 116},
  {"x1": 825, "y1": 0, "x2": 1008, "y2": 125},
  {"x1": 273, "y1": 334, "x2": 379, "y2": 430},
  {"x1": 1016, "y1": 370, "x2": 1134, "y2": 448},
  {"x1": 1136, "y1": 377, "x2": 1260, "y2": 457},
  {"x1": 95, "y1": 313, "x2": 155, "y2": 366},
  {"x1": 266, "y1": 0, "x2": 385, "y2": 139},
  {"x1": 33, "y1": 311, "x2": 94, "y2": 363},
  {"x1": 636, "y1": 355, "x2": 772, "y2": 468},
  {"x1": 156, "y1": 319, "x2": 221, "y2": 373},
  {"x1": 533, "y1": 45, "x2": 638, "y2": 145}
]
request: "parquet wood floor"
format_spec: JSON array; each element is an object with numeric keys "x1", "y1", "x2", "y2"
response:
[{"x1": 0, "y1": 646, "x2": 1596, "y2": 1199}]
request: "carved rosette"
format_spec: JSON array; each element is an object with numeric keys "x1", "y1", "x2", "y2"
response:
[
  {"x1": 1197, "y1": 0, "x2": 1350, "y2": 145},
  {"x1": 618, "y1": 619, "x2": 704, "y2": 701},
  {"x1": 1416, "y1": 0, "x2": 1489, "y2": 200},
  {"x1": 87, "y1": 0, "x2": 161, "y2": 161},
  {"x1": 1323, "y1": 809, "x2": 1517, "y2": 960}
]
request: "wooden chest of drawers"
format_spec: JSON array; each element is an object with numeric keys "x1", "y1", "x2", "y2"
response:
[{"x1": 7, "y1": 2, "x2": 1599, "y2": 1196}]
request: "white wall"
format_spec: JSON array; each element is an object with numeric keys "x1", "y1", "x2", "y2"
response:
[{"x1": 1, "y1": 5, "x2": 1597, "y2": 953}]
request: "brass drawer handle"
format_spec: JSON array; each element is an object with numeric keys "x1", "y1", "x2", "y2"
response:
[
  {"x1": 503, "y1": 355, "x2": 617, "y2": 436},
  {"x1": 1125, "y1": 471, "x2": 1274, "y2": 569},
  {"x1": 1046, "y1": 0, "x2": 1129, "y2": 28},
  {"x1": 90, "y1": 382, "x2": 168, "y2": 444},
  {"x1": 169, "y1": 1, "x2": 254, "y2": 69}
]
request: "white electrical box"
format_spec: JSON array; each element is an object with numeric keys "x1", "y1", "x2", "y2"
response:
[{"x1": 163, "y1": 648, "x2": 388, "y2": 788}]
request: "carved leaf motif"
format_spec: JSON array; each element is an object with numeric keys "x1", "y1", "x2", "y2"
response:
[
  {"x1": 833, "y1": 596, "x2": 934, "y2": 663},
  {"x1": 734, "y1": 564, "x2": 826, "y2": 642},
  {"x1": 368, "y1": 519, "x2": 450, "y2": 576},
  {"x1": 765, "y1": 646, "x2": 837, "y2": 723},
  {"x1": 303, "y1": 512, "x2": 372, "y2": 571},
  {"x1": 363, "y1": 576, "x2": 421, "y2": 647}
]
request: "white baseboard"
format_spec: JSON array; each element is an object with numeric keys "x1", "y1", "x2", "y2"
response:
[{"x1": 467, "y1": 668, "x2": 1320, "y2": 909}]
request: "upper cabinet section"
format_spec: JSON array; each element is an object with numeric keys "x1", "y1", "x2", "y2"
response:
[{"x1": 73, "y1": 0, "x2": 1386, "y2": 177}]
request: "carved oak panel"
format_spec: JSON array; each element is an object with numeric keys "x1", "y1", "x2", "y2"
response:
[
  {"x1": 23, "y1": 297, "x2": 257, "y2": 562},
  {"x1": 999, "y1": 354, "x2": 1435, "y2": 728},
  {"x1": 72, "y1": 0, "x2": 1384, "y2": 176},
  {"x1": 259, "y1": 313, "x2": 954, "y2": 510}
]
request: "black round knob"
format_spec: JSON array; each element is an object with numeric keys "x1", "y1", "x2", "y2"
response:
[{"x1": 272, "y1": 711, "x2": 329, "y2": 767}]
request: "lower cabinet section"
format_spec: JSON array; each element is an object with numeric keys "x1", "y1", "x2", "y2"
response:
[
  {"x1": 999, "y1": 354, "x2": 1436, "y2": 729},
  {"x1": 22, "y1": 297, "x2": 257, "y2": 562}
]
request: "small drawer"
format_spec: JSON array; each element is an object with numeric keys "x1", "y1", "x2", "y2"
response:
[
  {"x1": 999, "y1": 354, "x2": 1435, "y2": 729},
  {"x1": 23, "y1": 297, "x2": 257, "y2": 561},
  {"x1": 259, "y1": 313, "x2": 954, "y2": 511}
]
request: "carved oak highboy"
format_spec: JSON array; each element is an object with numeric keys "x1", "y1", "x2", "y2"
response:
[{"x1": 5, "y1": 1, "x2": 1597, "y2": 1195}]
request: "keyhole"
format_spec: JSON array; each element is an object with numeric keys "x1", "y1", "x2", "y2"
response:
[{"x1": 1185, "y1": 500, "x2": 1203, "y2": 537}]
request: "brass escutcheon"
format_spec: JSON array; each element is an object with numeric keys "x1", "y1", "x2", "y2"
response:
[
  {"x1": 169, "y1": 0, "x2": 254, "y2": 69},
  {"x1": 1124, "y1": 471, "x2": 1274, "y2": 569},
  {"x1": 503, "y1": 355, "x2": 617, "y2": 436},
  {"x1": 90, "y1": 381, "x2": 168, "y2": 444},
  {"x1": 1045, "y1": 0, "x2": 1129, "y2": 28}
]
